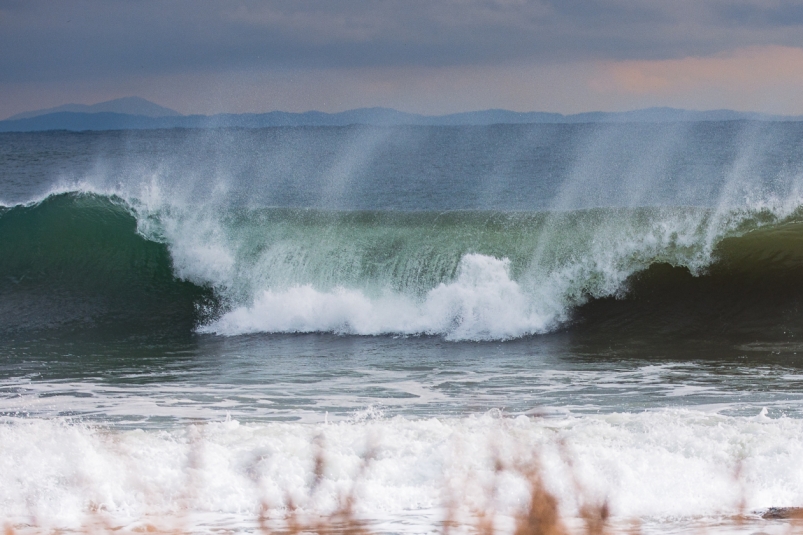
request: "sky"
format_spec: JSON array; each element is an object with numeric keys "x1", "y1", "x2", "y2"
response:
[{"x1": 2, "y1": 0, "x2": 803, "y2": 118}]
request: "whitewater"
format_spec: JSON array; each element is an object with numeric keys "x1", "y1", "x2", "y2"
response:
[{"x1": 4, "y1": 122, "x2": 803, "y2": 533}]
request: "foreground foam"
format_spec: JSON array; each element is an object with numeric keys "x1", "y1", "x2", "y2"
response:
[{"x1": 2, "y1": 410, "x2": 802, "y2": 532}]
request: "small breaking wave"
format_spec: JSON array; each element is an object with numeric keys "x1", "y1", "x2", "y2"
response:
[{"x1": 2, "y1": 410, "x2": 803, "y2": 532}]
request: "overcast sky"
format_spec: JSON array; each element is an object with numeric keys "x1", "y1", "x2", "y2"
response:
[{"x1": 3, "y1": 0, "x2": 803, "y2": 117}]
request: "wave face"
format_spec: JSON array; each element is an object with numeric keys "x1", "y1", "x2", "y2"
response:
[
  {"x1": 0, "y1": 193, "x2": 216, "y2": 337},
  {"x1": 576, "y1": 219, "x2": 803, "y2": 340},
  {"x1": 5, "y1": 190, "x2": 803, "y2": 341}
]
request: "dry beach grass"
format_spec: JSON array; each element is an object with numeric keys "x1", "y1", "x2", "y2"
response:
[
  {"x1": 1, "y1": 431, "x2": 798, "y2": 535},
  {"x1": 0, "y1": 438, "x2": 617, "y2": 535}
]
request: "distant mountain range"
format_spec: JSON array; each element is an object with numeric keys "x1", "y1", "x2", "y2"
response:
[
  {"x1": 2, "y1": 97, "x2": 801, "y2": 132},
  {"x1": 5, "y1": 97, "x2": 181, "y2": 121}
]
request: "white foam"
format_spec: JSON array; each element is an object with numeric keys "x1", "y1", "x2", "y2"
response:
[
  {"x1": 3, "y1": 410, "x2": 803, "y2": 533},
  {"x1": 201, "y1": 254, "x2": 554, "y2": 340}
]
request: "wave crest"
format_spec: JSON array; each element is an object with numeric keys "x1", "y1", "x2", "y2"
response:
[{"x1": 6, "y1": 190, "x2": 803, "y2": 340}]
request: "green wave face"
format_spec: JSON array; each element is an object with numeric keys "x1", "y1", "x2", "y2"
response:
[{"x1": 0, "y1": 193, "x2": 217, "y2": 338}]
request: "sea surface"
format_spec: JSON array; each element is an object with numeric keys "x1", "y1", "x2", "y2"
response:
[{"x1": 4, "y1": 123, "x2": 803, "y2": 533}]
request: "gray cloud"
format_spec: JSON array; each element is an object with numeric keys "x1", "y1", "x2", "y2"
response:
[
  {"x1": 3, "y1": 0, "x2": 803, "y2": 117},
  {"x1": 3, "y1": 0, "x2": 803, "y2": 85},
  {"x1": 715, "y1": 1, "x2": 803, "y2": 27}
]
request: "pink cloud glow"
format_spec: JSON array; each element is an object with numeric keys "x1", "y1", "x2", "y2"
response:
[{"x1": 591, "y1": 46, "x2": 803, "y2": 113}]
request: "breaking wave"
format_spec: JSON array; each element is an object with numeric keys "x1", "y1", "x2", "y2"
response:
[{"x1": 4, "y1": 190, "x2": 803, "y2": 340}]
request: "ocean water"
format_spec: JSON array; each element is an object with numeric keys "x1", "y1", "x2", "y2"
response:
[{"x1": 4, "y1": 123, "x2": 803, "y2": 533}]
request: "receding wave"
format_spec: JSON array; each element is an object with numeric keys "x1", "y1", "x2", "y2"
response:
[{"x1": 4, "y1": 191, "x2": 803, "y2": 340}]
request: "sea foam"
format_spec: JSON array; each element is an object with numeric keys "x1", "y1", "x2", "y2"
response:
[
  {"x1": 2, "y1": 410, "x2": 803, "y2": 533},
  {"x1": 201, "y1": 254, "x2": 553, "y2": 340}
]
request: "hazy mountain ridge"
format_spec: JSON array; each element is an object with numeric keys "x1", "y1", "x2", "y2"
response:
[
  {"x1": 5, "y1": 97, "x2": 181, "y2": 120},
  {"x1": 2, "y1": 99, "x2": 801, "y2": 132}
]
